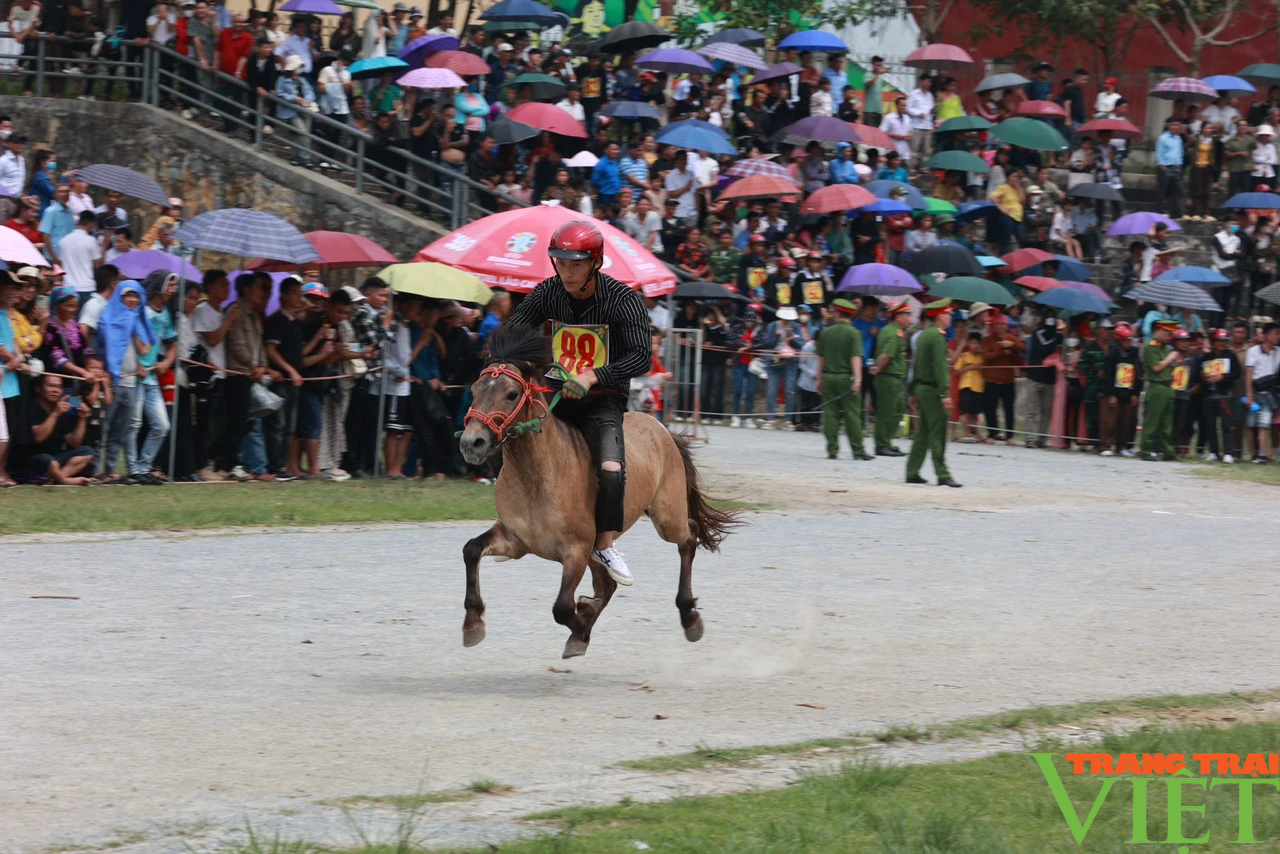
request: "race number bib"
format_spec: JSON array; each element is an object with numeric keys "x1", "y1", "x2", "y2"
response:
[
  {"x1": 776, "y1": 282, "x2": 792, "y2": 306},
  {"x1": 803, "y1": 279, "x2": 825, "y2": 304},
  {"x1": 747, "y1": 266, "x2": 768, "y2": 289},
  {"x1": 1115, "y1": 363, "x2": 1135, "y2": 390},
  {"x1": 1171, "y1": 365, "x2": 1189, "y2": 391},
  {"x1": 551, "y1": 322, "x2": 609, "y2": 376},
  {"x1": 1206, "y1": 358, "x2": 1229, "y2": 379},
  {"x1": 582, "y1": 77, "x2": 602, "y2": 99}
]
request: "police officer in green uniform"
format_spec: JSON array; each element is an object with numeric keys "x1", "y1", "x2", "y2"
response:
[
  {"x1": 817, "y1": 298, "x2": 873, "y2": 460},
  {"x1": 906, "y1": 298, "x2": 962, "y2": 487},
  {"x1": 870, "y1": 299, "x2": 913, "y2": 456},
  {"x1": 1141, "y1": 318, "x2": 1181, "y2": 461}
]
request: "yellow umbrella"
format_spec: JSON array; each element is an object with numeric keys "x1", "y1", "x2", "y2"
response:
[{"x1": 379, "y1": 262, "x2": 492, "y2": 304}]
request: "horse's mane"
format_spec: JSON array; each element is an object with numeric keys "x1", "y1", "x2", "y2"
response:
[{"x1": 487, "y1": 323, "x2": 552, "y2": 375}]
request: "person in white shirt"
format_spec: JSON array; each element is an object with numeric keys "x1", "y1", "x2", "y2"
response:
[
  {"x1": 906, "y1": 76, "x2": 936, "y2": 169},
  {"x1": 1202, "y1": 96, "x2": 1242, "y2": 139},
  {"x1": 556, "y1": 86, "x2": 586, "y2": 129},
  {"x1": 146, "y1": 2, "x2": 176, "y2": 46},
  {"x1": 1094, "y1": 76, "x2": 1121, "y2": 119},
  {"x1": 1245, "y1": 322, "x2": 1280, "y2": 461},
  {"x1": 94, "y1": 190, "x2": 129, "y2": 227},
  {"x1": 663, "y1": 150, "x2": 698, "y2": 227},
  {"x1": 1252, "y1": 124, "x2": 1277, "y2": 188},
  {"x1": 66, "y1": 175, "x2": 95, "y2": 217},
  {"x1": 809, "y1": 77, "x2": 834, "y2": 117},
  {"x1": 57, "y1": 211, "x2": 104, "y2": 295},
  {"x1": 103, "y1": 229, "x2": 134, "y2": 263},
  {"x1": 879, "y1": 95, "x2": 913, "y2": 163},
  {"x1": 8, "y1": 0, "x2": 42, "y2": 96},
  {"x1": 191, "y1": 271, "x2": 232, "y2": 378},
  {"x1": 426, "y1": 9, "x2": 456, "y2": 35},
  {"x1": 0, "y1": 134, "x2": 27, "y2": 199},
  {"x1": 621, "y1": 197, "x2": 664, "y2": 255}
]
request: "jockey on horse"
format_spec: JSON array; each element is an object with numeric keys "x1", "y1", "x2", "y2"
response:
[{"x1": 502, "y1": 219, "x2": 652, "y2": 587}]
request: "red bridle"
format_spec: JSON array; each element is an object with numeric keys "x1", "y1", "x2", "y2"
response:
[{"x1": 463, "y1": 363, "x2": 552, "y2": 444}]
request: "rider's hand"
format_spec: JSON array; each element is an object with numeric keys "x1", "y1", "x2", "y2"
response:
[{"x1": 564, "y1": 367, "x2": 598, "y2": 399}]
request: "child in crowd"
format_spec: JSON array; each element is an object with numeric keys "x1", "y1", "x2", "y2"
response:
[{"x1": 954, "y1": 331, "x2": 987, "y2": 443}]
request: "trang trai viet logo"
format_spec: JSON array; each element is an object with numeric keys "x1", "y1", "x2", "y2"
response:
[{"x1": 1031, "y1": 752, "x2": 1280, "y2": 849}]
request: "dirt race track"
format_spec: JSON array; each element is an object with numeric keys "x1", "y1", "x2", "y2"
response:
[{"x1": 3, "y1": 426, "x2": 1279, "y2": 852}]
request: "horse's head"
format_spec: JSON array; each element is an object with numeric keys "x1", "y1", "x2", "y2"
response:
[{"x1": 460, "y1": 324, "x2": 552, "y2": 464}]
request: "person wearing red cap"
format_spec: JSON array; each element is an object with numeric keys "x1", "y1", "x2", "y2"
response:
[
  {"x1": 1099, "y1": 322, "x2": 1141, "y2": 456},
  {"x1": 1140, "y1": 319, "x2": 1181, "y2": 461},
  {"x1": 1202, "y1": 328, "x2": 1242, "y2": 462},
  {"x1": 907, "y1": 298, "x2": 960, "y2": 487},
  {"x1": 737, "y1": 234, "x2": 770, "y2": 301},
  {"x1": 506, "y1": 219, "x2": 651, "y2": 587},
  {"x1": 1094, "y1": 77, "x2": 1121, "y2": 120}
]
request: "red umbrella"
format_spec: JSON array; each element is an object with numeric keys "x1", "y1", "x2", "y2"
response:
[
  {"x1": 904, "y1": 44, "x2": 974, "y2": 71},
  {"x1": 718, "y1": 174, "x2": 801, "y2": 201},
  {"x1": 1017, "y1": 100, "x2": 1067, "y2": 118},
  {"x1": 848, "y1": 123, "x2": 895, "y2": 150},
  {"x1": 425, "y1": 49, "x2": 491, "y2": 77},
  {"x1": 248, "y1": 230, "x2": 399, "y2": 271},
  {"x1": 506, "y1": 101, "x2": 588, "y2": 137},
  {"x1": 800, "y1": 184, "x2": 878, "y2": 214},
  {"x1": 416, "y1": 204, "x2": 676, "y2": 296},
  {"x1": 1001, "y1": 247, "x2": 1055, "y2": 272},
  {"x1": 1013, "y1": 275, "x2": 1062, "y2": 292},
  {"x1": 1076, "y1": 118, "x2": 1143, "y2": 139},
  {"x1": 725, "y1": 157, "x2": 800, "y2": 184}
]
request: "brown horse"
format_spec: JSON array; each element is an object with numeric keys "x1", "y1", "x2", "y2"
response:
[{"x1": 458, "y1": 324, "x2": 738, "y2": 658}]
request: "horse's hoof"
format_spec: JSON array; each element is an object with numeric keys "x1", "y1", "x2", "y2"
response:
[
  {"x1": 462, "y1": 625, "x2": 487, "y2": 648},
  {"x1": 562, "y1": 637, "x2": 589, "y2": 659},
  {"x1": 683, "y1": 614, "x2": 704, "y2": 643}
]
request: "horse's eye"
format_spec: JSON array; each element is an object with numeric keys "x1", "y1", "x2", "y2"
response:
[{"x1": 506, "y1": 391, "x2": 519, "y2": 402}]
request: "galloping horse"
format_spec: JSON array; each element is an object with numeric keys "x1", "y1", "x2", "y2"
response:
[{"x1": 458, "y1": 324, "x2": 738, "y2": 658}]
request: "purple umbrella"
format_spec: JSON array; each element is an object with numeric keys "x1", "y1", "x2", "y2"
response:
[
  {"x1": 113, "y1": 250, "x2": 202, "y2": 282},
  {"x1": 278, "y1": 0, "x2": 343, "y2": 14},
  {"x1": 836, "y1": 263, "x2": 923, "y2": 297},
  {"x1": 1150, "y1": 77, "x2": 1218, "y2": 101},
  {"x1": 398, "y1": 34, "x2": 460, "y2": 66},
  {"x1": 1059, "y1": 280, "x2": 1116, "y2": 304},
  {"x1": 398, "y1": 67, "x2": 466, "y2": 89},
  {"x1": 752, "y1": 62, "x2": 802, "y2": 85},
  {"x1": 636, "y1": 48, "x2": 714, "y2": 75},
  {"x1": 697, "y1": 42, "x2": 766, "y2": 71},
  {"x1": 224, "y1": 271, "x2": 300, "y2": 317},
  {"x1": 1106, "y1": 211, "x2": 1183, "y2": 236},
  {"x1": 781, "y1": 115, "x2": 861, "y2": 143}
]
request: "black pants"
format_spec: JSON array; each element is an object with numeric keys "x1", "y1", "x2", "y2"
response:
[
  {"x1": 156, "y1": 385, "x2": 198, "y2": 479},
  {"x1": 553, "y1": 393, "x2": 626, "y2": 534},
  {"x1": 1204, "y1": 394, "x2": 1238, "y2": 456},
  {"x1": 1159, "y1": 166, "x2": 1185, "y2": 218},
  {"x1": 193, "y1": 379, "x2": 222, "y2": 472},
  {"x1": 266, "y1": 383, "x2": 299, "y2": 475},
  {"x1": 343, "y1": 383, "x2": 377, "y2": 475},
  {"x1": 1229, "y1": 171, "x2": 1253, "y2": 197},
  {"x1": 984, "y1": 382, "x2": 1016, "y2": 437},
  {"x1": 407, "y1": 382, "x2": 454, "y2": 477},
  {"x1": 220, "y1": 375, "x2": 253, "y2": 471},
  {"x1": 701, "y1": 358, "x2": 727, "y2": 418}
]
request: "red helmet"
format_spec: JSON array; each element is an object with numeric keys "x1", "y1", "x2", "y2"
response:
[
  {"x1": 1113, "y1": 325, "x2": 1134, "y2": 340},
  {"x1": 777, "y1": 257, "x2": 797, "y2": 269},
  {"x1": 548, "y1": 220, "x2": 604, "y2": 266}
]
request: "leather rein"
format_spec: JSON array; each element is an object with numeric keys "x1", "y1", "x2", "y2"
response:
[{"x1": 462, "y1": 363, "x2": 585, "y2": 446}]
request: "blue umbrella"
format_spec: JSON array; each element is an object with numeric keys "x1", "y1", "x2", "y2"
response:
[
  {"x1": 173, "y1": 209, "x2": 321, "y2": 263},
  {"x1": 1156, "y1": 266, "x2": 1232, "y2": 287},
  {"x1": 1032, "y1": 288, "x2": 1111, "y2": 315},
  {"x1": 480, "y1": 0, "x2": 564, "y2": 25},
  {"x1": 1201, "y1": 74, "x2": 1257, "y2": 96},
  {"x1": 704, "y1": 28, "x2": 766, "y2": 47},
  {"x1": 864, "y1": 179, "x2": 926, "y2": 210},
  {"x1": 657, "y1": 119, "x2": 736, "y2": 154},
  {"x1": 976, "y1": 254, "x2": 1006, "y2": 268},
  {"x1": 71, "y1": 164, "x2": 170, "y2": 207},
  {"x1": 862, "y1": 199, "x2": 913, "y2": 214},
  {"x1": 637, "y1": 48, "x2": 714, "y2": 75},
  {"x1": 1223, "y1": 192, "x2": 1280, "y2": 209},
  {"x1": 1023, "y1": 254, "x2": 1091, "y2": 281},
  {"x1": 836, "y1": 262, "x2": 923, "y2": 297},
  {"x1": 778, "y1": 30, "x2": 847, "y2": 52},
  {"x1": 397, "y1": 34, "x2": 458, "y2": 66},
  {"x1": 600, "y1": 101, "x2": 664, "y2": 120},
  {"x1": 956, "y1": 200, "x2": 994, "y2": 223},
  {"x1": 350, "y1": 56, "x2": 409, "y2": 80}
]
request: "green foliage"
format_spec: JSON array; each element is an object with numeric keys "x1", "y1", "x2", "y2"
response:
[{"x1": 673, "y1": 0, "x2": 904, "y2": 49}]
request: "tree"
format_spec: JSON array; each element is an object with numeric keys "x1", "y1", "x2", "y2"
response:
[
  {"x1": 1144, "y1": 0, "x2": 1277, "y2": 76},
  {"x1": 676, "y1": 0, "x2": 902, "y2": 45},
  {"x1": 964, "y1": 0, "x2": 1146, "y2": 77}
]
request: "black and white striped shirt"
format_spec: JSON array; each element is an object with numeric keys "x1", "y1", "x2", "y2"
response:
[{"x1": 508, "y1": 273, "x2": 652, "y2": 394}]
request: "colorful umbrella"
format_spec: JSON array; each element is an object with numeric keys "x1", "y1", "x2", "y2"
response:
[
  {"x1": 725, "y1": 157, "x2": 799, "y2": 183},
  {"x1": 488, "y1": 117, "x2": 541, "y2": 144},
  {"x1": 1075, "y1": 118, "x2": 1142, "y2": 139},
  {"x1": 975, "y1": 72, "x2": 1029, "y2": 93},
  {"x1": 799, "y1": 184, "x2": 877, "y2": 214},
  {"x1": 1150, "y1": 77, "x2": 1218, "y2": 101},
  {"x1": 1223, "y1": 192, "x2": 1280, "y2": 209},
  {"x1": 863, "y1": 199, "x2": 913, "y2": 214},
  {"x1": 936, "y1": 115, "x2": 992, "y2": 133},
  {"x1": 424, "y1": 50, "x2": 490, "y2": 77},
  {"x1": 924, "y1": 150, "x2": 990, "y2": 173},
  {"x1": 1017, "y1": 100, "x2": 1067, "y2": 118},
  {"x1": 502, "y1": 72, "x2": 568, "y2": 101},
  {"x1": 1058, "y1": 280, "x2": 1115, "y2": 304},
  {"x1": 416, "y1": 205, "x2": 676, "y2": 296},
  {"x1": 637, "y1": 48, "x2": 714, "y2": 75},
  {"x1": 704, "y1": 28, "x2": 766, "y2": 47},
  {"x1": 923, "y1": 198, "x2": 958, "y2": 215},
  {"x1": 908, "y1": 245, "x2": 982, "y2": 276},
  {"x1": 599, "y1": 101, "x2": 664, "y2": 120},
  {"x1": 1239, "y1": 64, "x2": 1280, "y2": 85},
  {"x1": 564, "y1": 150, "x2": 599, "y2": 168},
  {"x1": 1253, "y1": 281, "x2": 1280, "y2": 304},
  {"x1": 0, "y1": 226, "x2": 50, "y2": 267},
  {"x1": 598, "y1": 21, "x2": 670, "y2": 54},
  {"x1": 991, "y1": 117, "x2": 1069, "y2": 150},
  {"x1": 777, "y1": 31, "x2": 847, "y2": 52},
  {"x1": 1022, "y1": 255, "x2": 1091, "y2": 280},
  {"x1": 1068, "y1": 183, "x2": 1124, "y2": 202},
  {"x1": 782, "y1": 115, "x2": 860, "y2": 144},
  {"x1": 674, "y1": 280, "x2": 740, "y2": 300},
  {"x1": 397, "y1": 34, "x2": 459, "y2": 66},
  {"x1": 279, "y1": 0, "x2": 343, "y2": 14},
  {"x1": 1201, "y1": 75, "x2": 1256, "y2": 96},
  {"x1": 1014, "y1": 275, "x2": 1059, "y2": 292},
  {"x1": 481, "y1": 19, "x2": 540, "y2": 32},
  {"x1": 846, "y1": 123, "x2": 895, "y2": 149},
  {"x1": 956, "y1": 200, "x2": 994, "y2": 223},
  {"x1": 976, "y1": 255, "x2": 1007, "y2": 268},
  {"x1": 379, "y1": 262, "x2": 492, "y2": 303},
  {"x1": 349, "y1": 56, "x2": 409, "y2": 80},
  {"x1": 865, "y1": 179, "x2": 926, "y2": 210},
  {"x1": 248, "y1": 231, "x2": 397, "y2": 272},
  {"x1": 1107, "y1": 211, "x2": 1182, "y2": 236},
  {"x1": 172, "y1": 210, "x2": 320, "y2": 263},
  {"x1": 397, "y1": 67, "x2": 466, "y2": 89},
  {"x1": 927, "y1": 276, "x2": 1014, "y2": 304},
  {"x1": 1002, "y1": 248, "x2": 1056, "y2": 271},
  {"x1": 506, "y1": 102, "x2": 588, "y2": 138},
  {"x1": 70, "y1": 164, "x2": 169, "y2": 207},
  {"x1": 655, "y1": 120, "x2": 736, "y2": 155},
  {"x1": 836, "y1": 263, "x2": 923, "y2": 297},
  {"x1": 904, "y1": 43, "x2": 974, "y2": 71},
  {"x1": 697, "y1": 42, "x2": 766, "y2": 71},
  {"x1": 1032, "y1": 288, "x2": 1111, "y2": 315},
  {"x1": 480, "y1": 0, "x2": 564, "y2": 25},
  {"x1": 718, "y1": 174, "x2": 801, "y2": 201},
  {"x1": 753, "y1": 62, "x2": 802, "y2": 85},
  {"x1": 1155, "y1": 266, "x2": 1232, "y2": 287},
  {"x1": 112, "y1": 250, "x2": 202, "y2": 282}
]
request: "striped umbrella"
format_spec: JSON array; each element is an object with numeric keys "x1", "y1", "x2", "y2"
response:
[
  {"x1": 1150, "y1": 77, "x2": 1218, "y2": 101},
  {"x1": 69, "y1": 164, "x2": 169, "y2": 206},
  {"x1": 1254, "y1": 281, "x2": 1280, "y2": 304},
  {"x1": 173, "y1": 209, "x2": 321, "y2": 263},
  {"x1": 725, "y1": 158, "x2": 798, "y2": 183},
  {"x1": 1126, "y1": 280, "x2": 1222, "y2": 312},
  {"x1": 1032, "y1": 288, "x2": 1111, "y2": 315},
  {"x1": 599, "y1": 101, "x2": 664, "y2": 120},
  {"x1": 697, "y1": 42, "x2": 766, "y2": 71},
  {"x1": 704, "y1": 28, "x2": 767, "y2": 47}
]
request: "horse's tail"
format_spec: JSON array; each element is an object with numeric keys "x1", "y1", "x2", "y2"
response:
[{"x1": 672, "y1": 433, "x2": 740, "y2": 552}]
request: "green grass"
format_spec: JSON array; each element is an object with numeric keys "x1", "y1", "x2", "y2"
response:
[
  {"x1": 617, "y1": 738, "x2": 867, "y2": 773},
  {"x1": 318, "y1": 792, "x2": 476, "y2": 810},
  {"x1": 1188, "y1": 460, "x2": 1280, "y2": 486},
  {"x1": 462, "y1": 778, "x2": 512, "y2": 795}
]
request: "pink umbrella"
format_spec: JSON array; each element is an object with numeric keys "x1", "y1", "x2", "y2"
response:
[
  {"x1": 904, "y1": 44, "x2": 975, "y2": 71},
  {"x1": 398, "y1": 67, "x2": 466, "y2": 89},
  {"x1": 725, "y1": 157, "x2": 799, "y2": 183},
  {"x1": 0, "y1": 226, "x2": 48, "y2": 267},
  {"x1": 425, "y1": 50, "x2": 491, "y2": 77},
  {"x1": 1018, "y1": 100, "x2": 1066, "y2": 118},
  {"x1": 1150, "y1": 77, "x2": 1218, "y2": 102},
  {"x1": 1076, "y1": 118, "x2": 1143, "y2": 139},
  {"x1": 800, "y1": 184, "x2": 878, "y2": 214},
  {"x1": 506, "y1": 102, "x2": 588, "y2": 138},
  {"x1": 847, "y1": 123, "x2": 895, "y2": 150}
]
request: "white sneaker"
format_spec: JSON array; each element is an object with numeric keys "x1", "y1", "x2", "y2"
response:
[
  {"x1": 230, "y1": 465, "x2": 252, "y2": 482},
  {"x1": 1100, "y1": 450, "x2": 1114, "y2": 457},
  {"x1": 747, "y1": 418, "x2": 758, "y2": 429},
  {"x1": 592, "y1": 547, "x2": 633, "y2": 587},
  {"x1": 1120, "y1": 449, "x2": 1137, "y2": 457},
  {"x1": 181, "y1": 108, "x2": 194, "y2": 120},
  {"x1": 1204, "y1": 453, "x2": 1219, "y2": 462},
  {"x1": 1223, "y1": 454, "x2": 1235, "y2": 464},
  {"x1": 730, "y1": 416, "x2": 741, "y2": 428},
  {"x1": 321, "y1": 467, "x2": 351, "y2": 482}
]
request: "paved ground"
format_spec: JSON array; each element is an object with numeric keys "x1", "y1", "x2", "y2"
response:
[{"x1": 2, "y1": 426, "x2": 1277, "y2": 852}]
